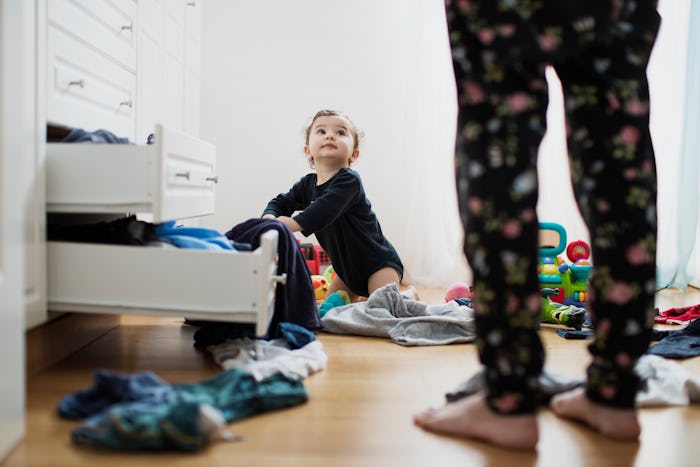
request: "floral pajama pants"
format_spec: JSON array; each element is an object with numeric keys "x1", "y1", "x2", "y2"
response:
[{"x1": 445, "y1": 0, "x2": 661, "y2": 414}]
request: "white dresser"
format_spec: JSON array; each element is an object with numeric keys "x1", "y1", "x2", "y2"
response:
[{"x1": 32, "y1": 0, "x2": 282, "y2": 336}]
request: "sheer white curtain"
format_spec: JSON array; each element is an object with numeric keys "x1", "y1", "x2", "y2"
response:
[
  {"x1": 375, "y1": 0, "x2": 470, "y2": 288},
  {"x1": 396, "y1": 0, "x2": 698, "y2": 289},
  {"x1": 649, "y1": 0, "x2": 697, "y2": 289},
  {"x1": 378, "y1": 0, "x2": 696, "y2": 290}
]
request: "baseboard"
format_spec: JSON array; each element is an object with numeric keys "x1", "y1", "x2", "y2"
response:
[{"x1": 25, "y1": 313, "x2": 120, "y2": 378}]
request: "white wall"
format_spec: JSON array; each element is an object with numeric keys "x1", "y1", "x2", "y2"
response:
[{"x1": 200, "y1": 0, "x2": 469, "y2": 287}]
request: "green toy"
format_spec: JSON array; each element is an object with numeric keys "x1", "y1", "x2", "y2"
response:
[
  {"x1": 323, "y1": 265, "x2": 335, "y2": 283},
  {"x1": 540, "y1": 289, "x2": 586, "y2": 330},
  {"x1": 318, "y1": 290, "x2": 350, "y2": 317},
  {"x1": 538, "y1": 222, "x2": 592, "y2": 308}
]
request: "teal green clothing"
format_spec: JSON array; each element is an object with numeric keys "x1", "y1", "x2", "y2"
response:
[{"x1": 67, "y1": 369, "x2": 307, "y2": 451}]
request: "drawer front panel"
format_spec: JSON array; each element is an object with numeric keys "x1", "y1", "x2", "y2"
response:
[
  {"x1": 46, "y1": 125, "x2": 216, "y2": 221},
  {"x1": 47, "y1": 25, "x2": 136, "y2": 141},
  {"x1": 157, "y1": 124, "x2": 216, "y2": 221},
  {"x1": 47, "y1": 0, "x2": 137, "y2": 71},
  {"x1": 47, "y1": 230, "x2": 280, "y2": 335},
  {"x1": 46, "y1": 145, "x2": 153, "y2": 213}
]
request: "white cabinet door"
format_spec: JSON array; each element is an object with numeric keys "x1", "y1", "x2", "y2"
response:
[
  {"x1": 183, "y1": 0, "x2": 201, "y2": 136},
  {"x1": 137, "y1": 0, "x2": 164, "y2": 144},
  {"x1": 162, "y1": 0, "x2": 185, "y2": 130},
  {"x1": 25, "y1": 0, "x2": 47, "y2": 330},
  {"x1": 0, "y1": 0, "x2": 30, "y2": 459},
  {"x1": 137, "y1": 0, "x2": 202, "y2": 141}
]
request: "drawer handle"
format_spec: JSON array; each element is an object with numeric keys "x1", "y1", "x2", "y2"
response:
[
  {"x1": 176, "y1": 171, "x2": 191, "y2": 180},
  {"x1": 121, "y1": 23, "x2": 133, "y2": 32},
  {"x1": 272, "y1": 273, "x2": 287, "y2": 285},
  {"x1": 68, "y1": 79, "x2": 85, "y2": 88},
  {"x1": 186, "y1": 1, "x2": 196, "y2": 6},
  {"x1": 119, "y1": 100, "x2": 133, "y2": 108},
  {"x1": 206, "y1": 176, "x2": 219, "y2": 183}
]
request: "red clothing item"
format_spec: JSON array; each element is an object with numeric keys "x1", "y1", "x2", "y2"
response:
[{"x1": 655, "y1": 304, "x2": 700, "y2": 324}]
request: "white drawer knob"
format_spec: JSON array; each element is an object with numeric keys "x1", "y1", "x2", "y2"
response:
[
  {"x1": 176, "y1": 171, "x2": 191, "y2": 180},
  {"x1": 187, "y1": 1, "x2": 196, "y2": 6},
  {"x1": 121, "y1": 23, "x2": 133, "y2": 32},
  {"x1": 119, "y1": 100, "x2": 133, "y2": 108},
  {"x1": 206, "y1": 176, "x2": 219, "y2": 183},
  {"x1": 272, "y1": 273, "x2": 287, "y2": 285}
]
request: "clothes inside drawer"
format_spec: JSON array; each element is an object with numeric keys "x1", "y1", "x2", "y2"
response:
[
  {"x1": 46, "y1": 124, "x2": 216, "y2": 221},
  {"x1": 47, "y1": 230, "x2": 283, "y2": 336}
]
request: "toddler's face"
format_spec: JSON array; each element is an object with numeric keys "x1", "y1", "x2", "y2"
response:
[{"x1": 305, "y1": 115, "x2": 358, "y2": 168}]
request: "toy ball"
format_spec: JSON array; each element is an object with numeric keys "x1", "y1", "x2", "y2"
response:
[
  {"x1": 323, "y1": 265, "x2": 336, "y2": 283},
  {"x1": 445, "y1": 282, "x2": 472, "y2": 302},
  {"x1": 311, "y1": 275, "x2": 329, "y2": 301}
]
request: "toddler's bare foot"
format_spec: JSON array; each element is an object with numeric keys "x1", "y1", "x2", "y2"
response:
[
  {"x1": 413, "y1": 393, "x2": 538, "y2": 450},
  {"x1": 551, "y1": 388, "x2": 640, "y2": 441},
  {"x1": 401, "y1": 285, "x2": 420, "y2": 301}
]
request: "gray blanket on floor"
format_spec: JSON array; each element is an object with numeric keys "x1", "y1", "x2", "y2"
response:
[
  {"x1": 320, "y1": 283, "x2": 476, "y2": 346},
  {"x1": 446, "y1": 354, "x2": 700, "y2": 407}
]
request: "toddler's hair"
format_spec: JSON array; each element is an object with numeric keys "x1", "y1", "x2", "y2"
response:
[{"x1": 304, "y1": 109, "x2": 364, "y2": 151}]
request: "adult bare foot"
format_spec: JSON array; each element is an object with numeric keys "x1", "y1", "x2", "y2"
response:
[
  {"x1": 550, "y1": 388, "x2": 640, "y2": 441},
  {"x1": 413, "y1": 393, "x2": 538, "y2": 450}
]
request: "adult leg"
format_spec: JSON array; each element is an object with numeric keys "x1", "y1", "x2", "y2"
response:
[
  {"x1": 415, "y1": 1, "x2": 551, "y2": 449},
  {"x1": 550, "y1": 0, "x2": 660, "y2": 440}
]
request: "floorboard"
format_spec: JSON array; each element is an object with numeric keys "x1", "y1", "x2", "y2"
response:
[{"x1": 4, "y1": 287, "x2": 700, "y2": 467}]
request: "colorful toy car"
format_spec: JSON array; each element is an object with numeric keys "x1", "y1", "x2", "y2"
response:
[
  {"x1": 298, "y1": 242, "x2": 331, "y2": 275},
  {"x1": 538, "y1": 222, "x2": 592, "y2": 308}
]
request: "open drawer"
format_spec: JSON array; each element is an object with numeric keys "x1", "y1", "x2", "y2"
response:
[
  {"x1": 46, "y1": 124, "x2": 216, "y2": 221},
  {"x1": 47, "y1": 230, "x2": 286, "y2": 336}
]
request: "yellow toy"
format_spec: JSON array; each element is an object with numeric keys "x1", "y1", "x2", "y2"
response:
[{"x1": 311, "y1": 275, "x2": 329, "y2": 301}]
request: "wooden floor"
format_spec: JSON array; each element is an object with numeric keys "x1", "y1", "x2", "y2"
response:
[{"x1": 5, "y1": 288, "x2": 700, "y2": 467}]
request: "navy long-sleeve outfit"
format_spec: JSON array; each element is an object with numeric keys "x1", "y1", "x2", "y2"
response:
[
  {"x1": 263, "y1": 168, "x2": 403, "y2": 297},
  {"x1": 446, "y1": 0, "x2": 660, "y2": 414}
]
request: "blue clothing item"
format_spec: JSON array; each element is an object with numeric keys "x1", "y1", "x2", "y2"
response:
[
  {"x1": 226, "y1": 218, "x2": 321, "y2": 337},
  {"x1": 155, "y1": 221, "x2": 235, "y2": 251},
  {"x1": 59, "y1": 370, "x2": 173, "y2": 420},
  {"x1": 192, "y1": 322, "x2": 257, "y2": 347},
  {"x1": 647, "y1": 319, "x2": 700, "y2": 359},
  {"x1": 63, "y1": 128, "x2": 131, "y2": 144},
  {"x1": 556, "y1": 329, "x2": 594, "y2": 340},
  {"x1": 453, "y1": 298, "x2": 472, "y2": 308},
  {"x1": 263, "y1": 168, "x2": 403, "y2": 297},
  {"x1": 63, "y1": 369, "x2": 308, "y2": 451},
  {"x1": 190, "y1": 321, "x2": 316, "y2": 349},
  {"x1": 277, "y1": 322, "x2": 316, "y2": 349}
]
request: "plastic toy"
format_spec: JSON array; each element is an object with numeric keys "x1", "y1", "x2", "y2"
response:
[
  {"x1": 445, "y1": 282, "x2": 472, "y2": 302},
  {"x1": 538, "y1": 222, "x2": 592, "y2": 308},
  {"x1": 298, "y1": 242, "x2": 330, "y2": 275},
  {"x1": 540, "y1": 297, "x2": 586, "y2": 330},
  {"x1": 311, "y1": 275, "x2": 329, "y2": 301},
  {"x1": 318, "y1": 290, "x2": 351, "y2": 317},
  {"x1": 323, "y1": 264, "x2": 336, "y2": 283}
]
